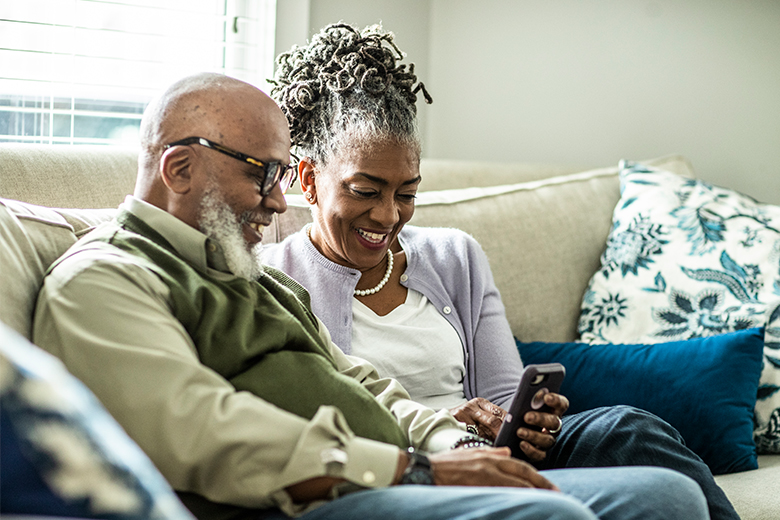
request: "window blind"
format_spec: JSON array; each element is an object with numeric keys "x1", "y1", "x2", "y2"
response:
[{"x1": 0, "y1": 0, "x2": 276, "y2": 145}]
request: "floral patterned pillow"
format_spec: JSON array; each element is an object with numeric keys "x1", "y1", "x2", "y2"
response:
[{"x1": 579, "y1": 161, "x2": 780, "y2": 453}]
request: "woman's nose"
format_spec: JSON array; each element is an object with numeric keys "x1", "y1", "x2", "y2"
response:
[{"x1": 369, "y1": 197, "x2": 399, "y2": 226}]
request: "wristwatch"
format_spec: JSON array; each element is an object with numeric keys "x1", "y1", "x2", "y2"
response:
[{"x1": 399, "y1": 447, "x2": 435, "y2": 485}]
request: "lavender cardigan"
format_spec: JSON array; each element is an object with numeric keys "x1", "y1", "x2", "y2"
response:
[{"x1": 263, "y1": 225, "x2": 523, "y2": 408}]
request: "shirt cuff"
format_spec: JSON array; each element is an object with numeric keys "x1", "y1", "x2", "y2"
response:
[
  {"x1": 339, "y1": 435, "x2": 400, "y2": 488},
  {"x1": 421, "y1": 427, "x2": 472, "y2": 453}
]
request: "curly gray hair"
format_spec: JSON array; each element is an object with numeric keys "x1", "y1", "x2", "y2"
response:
[{"x1": 270, "y1": 23, "x2": 432, "y2": 164}]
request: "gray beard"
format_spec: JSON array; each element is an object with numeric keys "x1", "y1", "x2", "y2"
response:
[{"x1": 198, "y1": 185, "x2": 263, "y2": 281}]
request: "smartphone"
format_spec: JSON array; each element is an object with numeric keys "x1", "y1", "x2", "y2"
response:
[{"x1": 494, "y1": 363, "x2": 566, "y2": 460}]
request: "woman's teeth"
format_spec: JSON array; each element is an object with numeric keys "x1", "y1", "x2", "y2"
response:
[{"x1": 357, "y1": 229, "x2": 386, "y2": 243}]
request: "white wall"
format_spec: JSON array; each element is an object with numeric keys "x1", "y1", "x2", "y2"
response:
[
  {"x1": 278, "y1": 0, "x2": 780, "y2": 203},
  {"x1": 427, "y1": 0, "x2": 780, "y2": 203}
]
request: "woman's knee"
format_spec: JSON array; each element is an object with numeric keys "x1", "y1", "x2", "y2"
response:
[{"x1": 566, "y1": 405, "x2": 684, "y2": 444}]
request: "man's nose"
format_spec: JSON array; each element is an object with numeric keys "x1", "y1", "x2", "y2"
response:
[{"x1": 263, "y1": 181, "x2": 288, "y2": 214}]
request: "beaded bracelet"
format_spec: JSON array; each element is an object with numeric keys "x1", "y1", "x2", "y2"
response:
[{"x1": 451, "y1": 436, "x2": 493, "y2": 450}]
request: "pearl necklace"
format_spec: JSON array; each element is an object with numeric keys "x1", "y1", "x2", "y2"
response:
[
  {"x1": 354, "y1": 249, "x2": 394, "y2": 297},
  {"x1": 306, "y1": 225, "x2": 395, "y2": 297}
]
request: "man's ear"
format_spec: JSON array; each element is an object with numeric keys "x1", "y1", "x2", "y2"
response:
[
  {"x1": 299, "y1": 157, "x2": 317, "y2": 204},
  {"x1": 159, "y1": 146, "x2": 194, "y2": 195}
]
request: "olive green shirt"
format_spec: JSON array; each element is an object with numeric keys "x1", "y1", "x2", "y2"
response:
[{"x1": 32, "y1": 196, "x2": 467, "y2": 517}]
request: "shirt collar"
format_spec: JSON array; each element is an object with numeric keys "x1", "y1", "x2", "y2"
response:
[{"x1": 120, "y1": 195, "x2": 231, "y2": 273}]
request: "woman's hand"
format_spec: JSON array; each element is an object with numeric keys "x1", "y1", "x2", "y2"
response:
[
  {"x1": 450, "y1": 398, "x2": 506, "y2": 440},
  {"x1": 516, "y1": 391, "x2": 569, "y2": 462}
]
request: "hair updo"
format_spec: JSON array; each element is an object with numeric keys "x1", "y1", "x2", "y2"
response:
[{"x1": 270, "y1": 23, "x2": 432, "y2": 165}]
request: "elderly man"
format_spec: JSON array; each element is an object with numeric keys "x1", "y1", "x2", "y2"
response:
[{"x1": 32, "y1": 73, "x2": 708, "y2": 520}]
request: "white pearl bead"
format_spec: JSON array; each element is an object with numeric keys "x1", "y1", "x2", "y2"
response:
[{"x1": 355, "y1": 249, "x2": 393, "y2": 296}]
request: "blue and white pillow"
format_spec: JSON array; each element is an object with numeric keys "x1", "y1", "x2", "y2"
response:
[
  {"x1": 0, "y1": 321, "x2": 194, "y2": 519},
  {"x1": 578, "y1": 161, "x2": 780, "y2": 453}
]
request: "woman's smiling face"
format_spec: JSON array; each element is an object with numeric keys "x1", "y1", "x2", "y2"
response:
[{"x1": 308, "y1": 140, "x2": 420, "y2": 272}]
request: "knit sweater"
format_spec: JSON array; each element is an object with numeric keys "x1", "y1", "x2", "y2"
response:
[{"x1": 263, "y1": 225, "x2": 524, "y2": 408}]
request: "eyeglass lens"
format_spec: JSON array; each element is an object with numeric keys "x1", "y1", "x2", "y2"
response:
[{"x1": 260, "y1": 163, "x2": 295, "y2": 196}]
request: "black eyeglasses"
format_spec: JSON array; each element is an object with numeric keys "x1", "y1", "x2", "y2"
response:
[{"x1": 164, "y1": 136, "x2": 297, "y2": 196}]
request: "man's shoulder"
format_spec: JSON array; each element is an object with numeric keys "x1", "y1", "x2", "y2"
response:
[{"x1": 45, "y1": 222, "x2": 165, "y2": 294}]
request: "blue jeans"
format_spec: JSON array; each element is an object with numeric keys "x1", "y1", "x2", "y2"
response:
[
  {"x1": 260, "y1": 466, "x2": 706, "y2": 520},
  {"x1": 540, "y1": 405, "x2": 737, "y2": 520}
]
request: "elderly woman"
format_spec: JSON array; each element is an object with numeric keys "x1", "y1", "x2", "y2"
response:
[{"x1": 265, "y1": 23, "x2": 737, "y2": 519}]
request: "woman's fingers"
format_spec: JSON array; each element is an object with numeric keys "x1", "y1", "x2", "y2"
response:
[
  {"x1": 544, "y1": 392, "x2": 569, "y2": 416},
  {"x1": 450, "y1": 398, "x2": 506, "y2": 440}
]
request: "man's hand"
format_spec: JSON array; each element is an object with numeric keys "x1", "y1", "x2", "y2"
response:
[
  {"x1": 449, "y1": 398, "x2": 506, "y2": 440},
  {"x1": 428, "y1": 446, "x2": 559, "y2": 490},
  {"x1": 516, "y1": 391, "x2": 569, "y2": 462}
]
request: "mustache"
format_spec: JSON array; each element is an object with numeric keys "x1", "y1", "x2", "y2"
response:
[{"x1": 239, "y1": 210, "x2": 273, "y2": 228}]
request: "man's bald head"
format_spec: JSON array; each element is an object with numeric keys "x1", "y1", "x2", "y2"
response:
[
  {"x1": 133, "y1": 73, "x2": 290, "y2": 232},
  {"x1": 137, "y1": 72, "x2": 289, "y2": 183}
]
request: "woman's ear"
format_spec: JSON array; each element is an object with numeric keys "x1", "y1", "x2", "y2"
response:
[
  {"x1": 159, "y1": 146, "x2": 194, "y2": 195},
  {"x1": 299, "y1": 157, "x2": 317, "y2": 204}
]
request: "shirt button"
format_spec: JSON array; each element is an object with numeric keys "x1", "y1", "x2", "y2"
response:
[
  {"x1": 400, "y1": 274, "x2": 408, "y2": 282},
  {"x1": 362, "y1": 470, "x2": 376, "y2": 484},
  {"x1": 208, "y1": 242, "x2": 217, "y2": 252},
  {"x1": 443, "y1": 306, "x2": 452, "y2": 314}
]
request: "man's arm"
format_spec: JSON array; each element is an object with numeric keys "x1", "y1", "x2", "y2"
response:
[
  {"x1": 316, "y1": 318, "x2": 469, "y2": 453},
  {"x1": 32, "y1": 249, "x2": 400, "y2": 514}
]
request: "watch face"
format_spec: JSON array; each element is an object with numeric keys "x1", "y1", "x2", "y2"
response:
[
  {"x1": 402, "y1": 466, "x2": 435, "y2": 485},
  {"x1": 401, "y1": 451, "x2": 435, "y2": 485}
]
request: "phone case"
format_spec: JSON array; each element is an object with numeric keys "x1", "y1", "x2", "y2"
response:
[{"x1": 494, "y1": 363, "x2": 566, "y2": 460}]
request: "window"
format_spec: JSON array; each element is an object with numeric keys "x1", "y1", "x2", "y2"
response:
[{"x1": 0, "y1": 0, "x2": 276, "y2": 145}]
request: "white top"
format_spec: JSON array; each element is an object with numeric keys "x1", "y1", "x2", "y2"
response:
[{"x1": 351, "y1": 289, "x2": 467, "y2": 410}]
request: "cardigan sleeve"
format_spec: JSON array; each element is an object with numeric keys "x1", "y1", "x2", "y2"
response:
[{"x1": 464, "y1": 236, "x2": 525, "y2": 409}]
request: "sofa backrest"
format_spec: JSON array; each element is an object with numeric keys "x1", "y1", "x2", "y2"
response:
[
  {"x1": 0, "y1": 143, "x2": 693, "y2": 344},
  {"x1": 0, "y1": 143, "x2": 137, "y2": 208}
]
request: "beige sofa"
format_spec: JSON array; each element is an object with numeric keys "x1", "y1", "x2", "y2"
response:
[{"x1": 1, "y1": 143, "x2": 778, "y2": 519}]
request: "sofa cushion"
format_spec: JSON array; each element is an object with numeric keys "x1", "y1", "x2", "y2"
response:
[
  {"x1": 578, "y1": 161, "x2": 780, "y2": 454},
  {"x1": 715, "y1": 455, "x2": 780, "y2": 520},
  {"x1": 0, "y1": 320, "x2": 193, "y2": 518},
  {"x1": 517, "y1": 327, "x2": 765, "y2": 475},
  {"x1": 0, "y1": 199, "x2": 115, "y2": 339},
  {"x1": 266, "y1": 155, "x2": 694, "y2": 344}
]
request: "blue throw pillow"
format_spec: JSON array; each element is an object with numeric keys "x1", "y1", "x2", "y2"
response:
[{"x1": 516, "y1": 327, "x2": 764, "y2": 475}]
